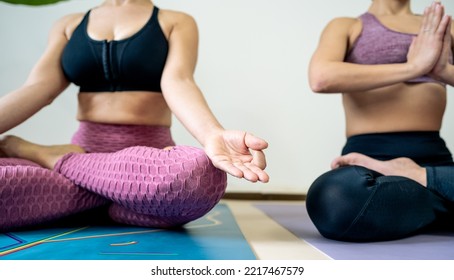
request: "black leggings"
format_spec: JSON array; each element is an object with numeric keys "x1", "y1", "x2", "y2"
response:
[{"x1": 306, "y1": 132, "x2": 454, "y2": 242}]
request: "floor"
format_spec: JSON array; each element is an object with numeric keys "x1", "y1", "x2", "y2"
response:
[
  {"x1": 0, "y1": 198, "x2": 326, "y2": 260},
  {"x1": 223, "y1": 199, "x2": 330, "y2": 260},
  {"x1": 3, "y1": 197, "x2": 453, "y2": 280},
  {"x1": 225, "y1": 199, "x2": 454, "y2": 260},
  {"x1": 2, "y1": 198, "x2": 453, "y2": 260}
]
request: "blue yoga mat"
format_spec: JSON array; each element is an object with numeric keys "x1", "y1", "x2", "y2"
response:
[
  {"x1": 255, "y1": 204, "x2": 454, "y2": 260},
  {"x1": 0, "y1": 204, "x2": 255, "y2": 260}
]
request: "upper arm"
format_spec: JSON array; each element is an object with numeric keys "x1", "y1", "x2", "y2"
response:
[
  {"x1": 160, "y1": 12, "x2": 199, "y2": 91},
  {"x1": 22, "y1": 14, "x2": 77, "y2": 99},
  {"x1": 310, "y1": 17, "x2": 358, "y2": 68},
  {"x1": 308, "y1": 17, "x2": 361, "y2": 92}
]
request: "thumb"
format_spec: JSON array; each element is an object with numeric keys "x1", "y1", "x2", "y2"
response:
[{"x1": 244, "y1": 133, "x2": 269, "y2": 151}]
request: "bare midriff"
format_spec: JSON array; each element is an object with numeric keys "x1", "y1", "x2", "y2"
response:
[
  {"x1": 77, "y1": 91, "x2": 172, "y2": 127},
  {"x1": 343, "y1": 82, "x2": 446, "y2": 137}
]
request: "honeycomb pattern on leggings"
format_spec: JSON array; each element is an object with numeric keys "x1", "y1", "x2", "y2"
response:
[
  {"x1": 0, "y1": 163, "x2": 108, "y2": 231},
  {"x1": 0, "y1": 122, "x2": 227, "y2": 230},
  {"x1": 55, "y1": 145, "x2": 227, "y2": 227},
  {"x1": 0, "y1": 158, "x2": 40, "y2": 167}
]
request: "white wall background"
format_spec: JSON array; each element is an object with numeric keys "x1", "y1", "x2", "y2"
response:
[{"x1": 1, "y1": 0, "x2": 453, "y2": 194}]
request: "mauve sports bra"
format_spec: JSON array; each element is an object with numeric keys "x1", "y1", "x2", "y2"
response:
[
  {"x1": 345, "y1": 13, "x2": 452, "y2": 84},
  {"x1": 61, "y1": 6, "x2": 168, "y2": 93}
]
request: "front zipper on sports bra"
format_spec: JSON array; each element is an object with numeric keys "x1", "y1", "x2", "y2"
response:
[{"x1": 101, "y1": 40, "x2": 118, "y2": 92}]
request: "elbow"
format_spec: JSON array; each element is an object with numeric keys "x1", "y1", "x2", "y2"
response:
[
  {"x1": 308, "y1": 60, "x2": 343, "y2": 93},
  {"x1": 43, "y1": 83, "x2": 67, "y2": 106},
  {"x1": 44, "y1": 95, "x2": 57, "y2": 106},
  {"x1": 308, "y1": 61, "x2": 333, "y2": 93},
  {"x1": 309, "y1": 78, "x2": 327, "y2": 93},
  {"x1": 309, "y1": 71, "x2": 332, "y2": 93},
  {"x1": 43, "y1": 88, "x2": 62, "y2": 106},
  {"x1": 160, "y1": 76, "x2": 173, "y2": 94}
]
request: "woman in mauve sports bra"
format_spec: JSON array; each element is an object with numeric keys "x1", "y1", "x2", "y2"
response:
[
  {"x1": 307, "y1": 0, "x2": 454, "y2": 241},
  {"x1": 0, "y1": 0, "x2": 269, "y2": 231}
]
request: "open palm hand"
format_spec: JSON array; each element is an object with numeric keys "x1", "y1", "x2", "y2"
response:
[{"x1": 204, "y1": 130, "x2": 269, "y2": 183}]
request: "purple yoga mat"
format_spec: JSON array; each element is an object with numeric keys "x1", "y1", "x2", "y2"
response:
[{"x1": 255, "y1": 204, "x2": 454, "y2": 260}]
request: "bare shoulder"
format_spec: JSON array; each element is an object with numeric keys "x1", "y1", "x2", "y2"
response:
[
  {"x1": 317, "y1": 16, "x2": 362, "y2": 45},
  {"x1": 328, "y1": 16, "x2": 359, "y2": 26},
  {"x1": 325, "y1": 17, "x2": 361, "y2": 34},
  {"x1": 50, "y1": 12, "x2": 85, "y2": 40},
  {"x1": 158, "y1": 9, "x2": 197, "y2": 28},
  {"x1": 158, "y1": 9, "x2": 198, "y2": 39}
]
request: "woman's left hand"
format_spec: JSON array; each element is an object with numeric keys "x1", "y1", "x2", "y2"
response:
[{"x1": 204, "y1": 130, "x2": 269, "y2": 183}]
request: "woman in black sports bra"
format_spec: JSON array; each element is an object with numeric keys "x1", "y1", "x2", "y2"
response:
[
  {"x1": 307, "y1": 0, "x2": 454, "y2": 242},
  {"x1": 0, "y1": 0, "x2": 269, "y2": 230}
]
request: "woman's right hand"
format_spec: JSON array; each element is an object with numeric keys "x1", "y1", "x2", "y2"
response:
[
  {"x1": 406, "y1": 2, "x2": 450, "y2": 77},
  {"x1": 429, "y1": 14, "x2": 453, "y2": 83}
]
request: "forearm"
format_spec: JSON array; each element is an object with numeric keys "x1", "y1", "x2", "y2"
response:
[
  {"x1": 436, "y1": 64, "x2": 454, "y2": 86},
  {"x1": 309, "y1": 61, "x2": 418, "y2": 93},
  {"x1": 162, "y1": 79, "x2": 224, "y2": 146},
  {"x1": 0, "y1": 83, "x2": 62, "y2": 134}
]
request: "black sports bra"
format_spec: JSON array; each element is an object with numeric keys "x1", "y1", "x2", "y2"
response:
[{"x1": 61, "y1": 6, "x2": 168, "y2": 93}]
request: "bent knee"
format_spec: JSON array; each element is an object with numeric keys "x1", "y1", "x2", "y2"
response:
[
  {"x1": 168, "y1": 145, "x2": 227, "y2": 183},
  {"x1": 121, "y1": 146, "x2": 227, "y2": 207},
  {"x1": 306, "y1": 166, "x2": 379, "y2": 240}
]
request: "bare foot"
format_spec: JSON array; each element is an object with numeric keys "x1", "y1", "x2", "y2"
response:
[
  {"x1": 331, "y1": 152, "x2": 427, "y2": 187},
  {"x1": 0, "y1": 135, "x2": 85, "y2": 169}
]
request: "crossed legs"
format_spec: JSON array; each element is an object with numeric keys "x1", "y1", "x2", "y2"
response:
[
  {"x1": 0, "y1": 135, "x2": 227, "y2": 230},
  {"x1": 307, "y1": 152, "x2": 453, "y2": 242}
]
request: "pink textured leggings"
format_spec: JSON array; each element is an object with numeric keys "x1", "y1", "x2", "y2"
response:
[{"x1": 0, "y1": 121, "x2": 227, "y2": 231}]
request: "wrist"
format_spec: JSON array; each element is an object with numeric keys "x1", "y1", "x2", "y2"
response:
[
  {"x1": 436, "y1": 65, "x2": 454, "y2": 84},
  {"x1": 405, "y1": 61, "x2": 427, "y2": 79},
  {"x1": 199, "y1": 126, "x2": 225, "y2": 147}
]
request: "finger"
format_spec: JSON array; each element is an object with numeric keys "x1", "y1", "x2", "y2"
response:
[
  {"x1": 258, "y1": 171, "x2": 270, "y2": 183},
  {"x1": 431, "y1": 2, "x2": 445, "y2": 33},
  {"x1": 233, "y1": 162, "x2": 260, "y2": 182},
  {"x1": 419, "y1": 6, "x2": 431, "y2": 33},
  {"x1": 251, "y1": 150, "x2": 267, "y2": 169},
  {"x1": 213, "y1": 160, "x2": 244, "y2": 179},
  {"x1": 439, "y1": 15, "x2": 453, "y2": 56},
  {"x1": 447, "y1": 16, "x2": 453, "y2": 45},
  {"x1": 427, "y1": 2, "x2": 438, "y2": 29},
  {"x1": 447, "y1": 15, "x2": 452, "y2": 36},
  {"x1": 244, "y1": 162, "x2": 270, "y2": 183},
  {"x1": 244, "y1": 133, "x2": 269, "y2": 151},
  {"x1": 422, "y1": 2, "x2": 442, "y2": 35},
  {"x1": 441, "y1": 15, "x2": 452, "y2": 40},
  {"x1": 435, "y1": 10, "x2": 450, "y2": 37}
]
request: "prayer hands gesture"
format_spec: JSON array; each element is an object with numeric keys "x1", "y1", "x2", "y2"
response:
[{"x1": 407, "y1": 1, "x2": 453, "y2": 81}]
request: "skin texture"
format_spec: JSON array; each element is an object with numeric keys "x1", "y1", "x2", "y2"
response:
[
  {"x1": 0, "y1": 0, "x2": 269, "y2": 183},
  {"x1": 309, "y1": 0, "x2": 454, "y2": 184}
]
